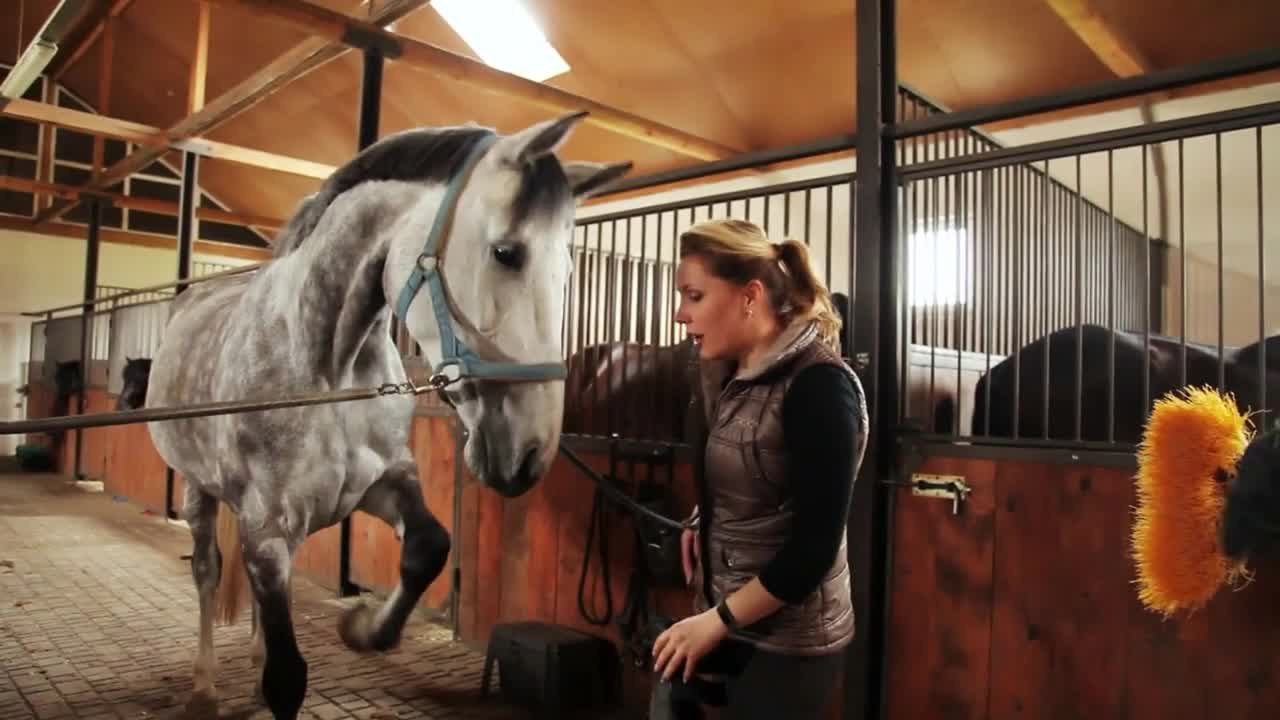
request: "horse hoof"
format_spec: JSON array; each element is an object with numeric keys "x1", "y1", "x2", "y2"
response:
[
  {"x1": 338, "y1": 601, "x2": 398, "y2": 652},
  {"x1": 185, "y1": 691, "x2": 218, "y2": 719},
  {"x1": 338, "y1": 601, "x2": 378, "y2": 652}
]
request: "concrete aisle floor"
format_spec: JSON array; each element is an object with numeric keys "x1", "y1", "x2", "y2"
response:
[{"x1": 0, "y1": 471, "x2": 531, "y2": 720}]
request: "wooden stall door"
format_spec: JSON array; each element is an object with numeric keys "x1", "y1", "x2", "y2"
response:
[{"x1": 884, "y1": 452, "x2": 1280, "y2": 720}]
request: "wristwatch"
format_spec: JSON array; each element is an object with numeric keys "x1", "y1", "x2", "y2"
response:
[{"x1": 715, "y1": 598, "x2": 739, "y2": 630}]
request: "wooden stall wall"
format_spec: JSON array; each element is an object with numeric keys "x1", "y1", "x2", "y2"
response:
[
  {"x1": 884, "y1": 451, "x2": 1280, "y2": 719},
  {"x1": 22, "y1": 379, "x2": 83, "y2": 476},
  {"x1": 452, "y1": 441, "x2": 704, "y2": 709},
  {"x1": 102, "y1": 417, "x2": 171, "y2": 513}
]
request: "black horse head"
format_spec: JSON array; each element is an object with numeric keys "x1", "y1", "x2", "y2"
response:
[
  {"x1": 1222, "y1": 422, "x2": 1280, "y2": 564},
  {"x1": 116, "y1": 357, "x2": 152, "y2": 411}
]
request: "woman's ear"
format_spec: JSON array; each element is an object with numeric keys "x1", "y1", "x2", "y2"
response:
[{"x1": 743, "y1": 278, "x2": 767, "y2": 309}]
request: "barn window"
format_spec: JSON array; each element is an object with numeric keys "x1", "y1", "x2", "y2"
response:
[{"x1": 907, "y1": 226, "x2": 969, "y2": 307}]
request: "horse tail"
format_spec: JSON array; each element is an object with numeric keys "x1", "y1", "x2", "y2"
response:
[{"x1": 214, "y1": 502, "x2": 250, "y2": 625}]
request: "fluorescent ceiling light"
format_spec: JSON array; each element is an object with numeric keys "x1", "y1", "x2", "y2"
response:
[{"x1": 433, "y1": 0, "x2": 570, "y2": 83}]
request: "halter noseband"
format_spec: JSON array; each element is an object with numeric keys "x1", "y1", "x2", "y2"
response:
[{"x1": 393, "y1": 132, "x2": 569, "y2": 389}]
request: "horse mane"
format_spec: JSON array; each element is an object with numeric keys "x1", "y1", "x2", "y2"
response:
[{"x1": 271, "y1": 125, "x2": 569, "y2": 257}]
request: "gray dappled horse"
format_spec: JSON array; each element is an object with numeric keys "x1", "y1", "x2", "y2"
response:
[{"x1": 144, "y1": 113, "x2": 630, "y2": 719}]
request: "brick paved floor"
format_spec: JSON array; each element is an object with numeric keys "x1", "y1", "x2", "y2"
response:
[{"x1": 0, "y1": 472, "x2": 543, "y2": 720}]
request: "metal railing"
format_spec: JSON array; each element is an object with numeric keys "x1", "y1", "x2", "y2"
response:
[{"x1": 898, "y1": 102, "x2": 1280, "y2": 449}]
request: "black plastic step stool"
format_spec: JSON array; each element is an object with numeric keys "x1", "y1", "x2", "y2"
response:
[{"x1": 480, "y1": 621, "x2": 621, "y2": 717}]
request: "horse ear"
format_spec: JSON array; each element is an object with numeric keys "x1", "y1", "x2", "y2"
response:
[
  {"x1": 563, "y1": 161, "x2": 634, "y2": 199},
  {"x1": 498, "y1": 111, "x2": 589, "y2": 166}
]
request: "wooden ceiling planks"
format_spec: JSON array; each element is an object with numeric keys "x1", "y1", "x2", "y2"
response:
[{"x1": 3, "y1": 0, "x2": 1278, "y2": 227}]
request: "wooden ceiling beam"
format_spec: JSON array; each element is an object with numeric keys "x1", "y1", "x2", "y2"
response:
[
  {"x1": 0, "y1": 214, "x2": 272, "y2": 261},
  {"x1": 33, "y1": 0, "x2": 428, "y2": 225},
  {"x1": 1045, "y1": 0, "x2": 1155, "y2": 79},
  {"x1": 92, "y1": 12, "x2": 115, "y2": 173},
  {"x1": 0, "y1": 97, "x2": 337, "y2": 179},
  {"x1": 0, "y1": 175, "x2": 285, "y2": 230},
  {"x1": 1045, "y1": 0, "x2": 1171, "y2": 245},
  {"x1": 189, "y1": 1, "x2": 211, "y2": 115},
  {"x1": 204, "y1": 0, "x2": 741, "y2": 162},
  {"x1": 47, "y1": 0, "x2": 136, "y2": 81}
]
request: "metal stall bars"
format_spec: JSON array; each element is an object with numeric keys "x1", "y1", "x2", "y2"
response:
[
  {"x1": 867, "y1": 3, "x2": 1280, "y2": 717},
  {"x1": 564, "y1": 173, "x2": 854, "y2": 449},
  {"x1": 560, "y1": 84, "x2": 999, "y2": 453},
  {"x1": 897, "y1": 99, "x2": 1280, "y2": 454}
]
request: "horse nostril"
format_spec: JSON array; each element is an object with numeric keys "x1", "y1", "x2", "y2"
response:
[
  {"x1": 505, "y1": 445, "x2": 540, "y2": 496},
  {"x1": 518, "y1": 445, "x2": 539, "y2": 479}
]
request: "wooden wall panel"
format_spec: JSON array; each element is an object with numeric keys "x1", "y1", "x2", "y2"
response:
[
  {"x1": 452, "y1": 440, "x2": 720, "y2": 710},
  {"x1": 293, "y1": 523, "x2": 342, "y2": 592},
  {"x1": 77, "y1": 389, "x2": 112, "y2": 480},
  {"x1": 986, "y1": 461, "x2": 1133, "y2": 718},
  {"x1": 885, "y1": 455, "x2": 997, "y2": 719},
  {"x1": 885, "y1": 451, "x2": 1280, "y2": 719},
  {"x1": 102, "y1": 412, "x2": 170, "y2": 514}
]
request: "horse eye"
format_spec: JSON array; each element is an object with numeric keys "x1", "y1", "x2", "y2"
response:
[{"x1": 492, "y1": 243, "x2": 526, "y2": 271}]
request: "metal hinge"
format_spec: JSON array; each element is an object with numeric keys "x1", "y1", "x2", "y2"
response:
[{"x1": 900, "y1": 473, "x2": 971, "y2": 515}]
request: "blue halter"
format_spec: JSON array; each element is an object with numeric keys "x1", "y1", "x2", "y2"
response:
[{"x1": 393, "y1": 132, "x2": 568, "y2": 388}]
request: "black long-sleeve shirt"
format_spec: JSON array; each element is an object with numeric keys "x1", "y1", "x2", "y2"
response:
[{"x1": 756, "y1": 362, "x2": 865, "y2": 604}]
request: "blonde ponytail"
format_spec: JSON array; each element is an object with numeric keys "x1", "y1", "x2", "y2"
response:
[{"x1": 775, "y1": 239, "x2": 842, "y2": 351}]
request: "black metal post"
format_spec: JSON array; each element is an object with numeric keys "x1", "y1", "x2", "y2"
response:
[
  {"x1": 338, "y1": 46, "x2": 384, "y2": 599},
  {"x1": 166, "y1": 150, "x2": 200, "y2": 517},
  {"x1": 358, "y1": 47, "x2": 383, "y2": 149},
  {"x1": 176, "y1": 151, "x2": 199, "y2": 294},
  {"x1": 74, "y1": 196, "x2": 103, "y2": 479},
  {"x1": 849, "y1": 0, "x2": 898, "y2": 717}
]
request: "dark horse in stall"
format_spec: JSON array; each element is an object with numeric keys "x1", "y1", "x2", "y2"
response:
[
  {"x1": 562, "y1": 337, "x2": 698, "y2": 442},
  {"x1": 50, "y1": 360, "x2": 83, "y2": 420},
  {"x1": 42, "y1": 360, "x2": 84, "y2": 451},
  {"x1": 1231, "y1": 333, "x2": 1280, "y2": 376},
  {"x1": 560, "y1": 293, "x2": 853, "y2": 444},
  {"x1": 114, "y1": 357, "x2": 152, "y2": 411},
  {"x1": 963, "y1": 323, "x2": 1280, "y2": 445}
]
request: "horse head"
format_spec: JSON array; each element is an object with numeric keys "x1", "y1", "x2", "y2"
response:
[
  {"x1": 376, "y1": 112, "x2": 632, "y2": 497},
  {"x1": 116, "y1": 356, "x2": 152, "y2": 411},
  {"x1": 54, "y1": 359, "x2": 83, "y2": 395},
  {"x1": 47, "y1": 360, "x2": 83, "y2": 436}
]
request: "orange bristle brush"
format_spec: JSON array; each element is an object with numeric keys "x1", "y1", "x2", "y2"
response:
[{"x1": 1131, "y1": 386, "x2": 1255, "y2": 616}]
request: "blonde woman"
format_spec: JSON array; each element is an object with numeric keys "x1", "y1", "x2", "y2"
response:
[{"x1": 649, "y1": 218, "x2": 869, "y2": 718}]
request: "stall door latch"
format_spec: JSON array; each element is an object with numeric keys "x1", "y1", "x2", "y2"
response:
[{"x1": 909, "y1": 473, "x2": 971, "y2": 515}]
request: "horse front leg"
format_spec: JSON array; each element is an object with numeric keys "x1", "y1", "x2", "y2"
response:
[
  {"x1": 241, "y1": 529, "x2": 307, "y2": 720},
  {"x1": 338, "y1": 459, "x2": 451, "y2": 652}
]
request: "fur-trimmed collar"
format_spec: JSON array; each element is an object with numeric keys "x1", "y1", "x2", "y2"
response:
[{"x1": 695, "y1": 318, "x2": 820, "y2": 422}]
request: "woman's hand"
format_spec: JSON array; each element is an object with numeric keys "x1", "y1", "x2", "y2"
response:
[
  {"x1": 651, "y1": 609, "x2": 728, "y2": 682},
  {"x1": 681, "y1": 528, "x2": 699, "y2": 585}
]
